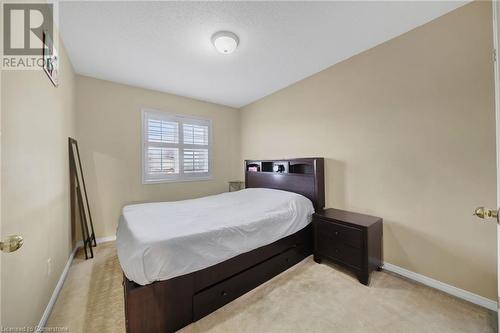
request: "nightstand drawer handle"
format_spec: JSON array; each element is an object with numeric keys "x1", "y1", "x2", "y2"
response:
[{"x1": 334, "y1": 231, "x2": 339, "y2": 236}]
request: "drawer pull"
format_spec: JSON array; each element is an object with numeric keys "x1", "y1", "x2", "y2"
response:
[
  {"x1": 334, "y1": 231, "x2": 339, "y2": 236},
  {"x1": 221, "y1": 291, "x2": 227, "y2": 297}
]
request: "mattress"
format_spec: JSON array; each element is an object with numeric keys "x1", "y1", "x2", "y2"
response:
[{"x1": 116, "y1": 188, "x2": 314, "y2": 285}]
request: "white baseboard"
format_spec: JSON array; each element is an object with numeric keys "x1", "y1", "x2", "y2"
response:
[
  {"x1": 75, "y1": 235, "x2": 117, "y2": 248},
  {"x1": 383, "y1": 262, "x2": 497, "y2": 312},
  {"x1": 36, "y1": 235, "x2": 117, "y2": 332},
  {"x1": 36, "y1": 244, "x2": 79, "y2": 332},
  {"x1": 95, "y1": 235, "x2": 117, "y2": 244}
]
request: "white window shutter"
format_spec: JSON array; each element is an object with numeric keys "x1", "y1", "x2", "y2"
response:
[
  {"x1": 146, "y1": 147, "x2": 179, "y2": 175},
  {"x1": 183, "y1": 124, "x2": 209, "y2": 145},
  {"x1": 142, "y1": 109, "x2": 212, "y2": 183},
  {"x1": 147, "y1": 119, "x2": 178, "y2": 144},
  {"x1": 183, "y1": 149, "x2": 209, "y2": 173}
]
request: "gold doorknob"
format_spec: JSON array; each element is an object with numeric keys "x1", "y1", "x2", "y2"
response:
[
  {"x1": 0, "y1": 235, "x2": 23, "y2": 253},
  {"x1": 473, "y1": 207, "x2": 499, "y2": 221}
]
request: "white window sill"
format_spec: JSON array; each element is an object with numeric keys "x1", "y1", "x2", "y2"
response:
[{"x1": 142, "y1": 175, "x2": 214, "y2": 185}]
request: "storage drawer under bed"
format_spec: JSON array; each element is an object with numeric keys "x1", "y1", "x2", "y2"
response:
[
  {"x1": 123, "y1": 224, "x2": 313, "y2": 333},
  {"x1": 193, "y1": 245, "x2": 304, "y2": 320}
]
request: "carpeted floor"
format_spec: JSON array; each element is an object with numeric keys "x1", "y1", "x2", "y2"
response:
[{"x1": 47, "y1": 242, "x2": 496, "y2": 333}]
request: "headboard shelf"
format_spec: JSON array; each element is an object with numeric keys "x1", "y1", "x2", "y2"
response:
[
  {"x1": 245, "y1": 158, "x2": 325, "y2": 210},
  {"x1": 289, "y1": 162, "x2": 313, "y2": 174}
]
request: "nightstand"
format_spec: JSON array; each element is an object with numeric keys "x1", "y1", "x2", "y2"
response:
[
  {"x1": 313, "y1": 208, "x2": 383, "y2": 285},
  {"x1": 228, "y1": 181, "x2": 245, "y2": 192}
]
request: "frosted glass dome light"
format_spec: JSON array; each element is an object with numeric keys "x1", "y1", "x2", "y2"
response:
[{"x1": 211, "y1": 31, "x2": 239, "y2": 54}]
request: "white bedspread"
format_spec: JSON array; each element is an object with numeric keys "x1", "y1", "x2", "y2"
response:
[{"x1": 116, "y1": 188, "x2": 314, "y2": 285}]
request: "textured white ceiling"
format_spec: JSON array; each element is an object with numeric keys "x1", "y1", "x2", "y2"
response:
[{"x1": 59, "y1": 1, "x2": 468, "y2": 108}]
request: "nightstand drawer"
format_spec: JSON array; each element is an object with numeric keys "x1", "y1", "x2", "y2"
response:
[
  {"x1": 316, "y1": 234, "x2": 363, "y2": 268},
  {"x1": 315, "y1": 218, "x2": 363, "y2": 248}
]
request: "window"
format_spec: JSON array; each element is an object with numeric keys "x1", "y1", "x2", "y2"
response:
[{"x1": 142, "y1": 109, "x2": 212, "y2": 183}]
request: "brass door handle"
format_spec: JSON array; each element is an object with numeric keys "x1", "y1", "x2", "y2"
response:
[
  {"x1": 473, "y1": 207, "x2": 499, "y2": 223},
  {"x1": 0, "y1": 235, "x2": 23, "y2": 253}
]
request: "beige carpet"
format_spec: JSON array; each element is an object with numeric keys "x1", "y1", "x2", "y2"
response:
[{"x1": 47, "y1": 242, "x2": 496, "y2": 333}]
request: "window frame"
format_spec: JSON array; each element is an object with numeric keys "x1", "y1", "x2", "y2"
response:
[{"x1": 141, "y1": 108, "x2": 213, "y2": 184}]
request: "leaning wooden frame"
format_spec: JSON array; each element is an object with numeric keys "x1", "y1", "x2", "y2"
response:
[{"x1": 69, "y1": 137, "x2": 96, "y2": 259}]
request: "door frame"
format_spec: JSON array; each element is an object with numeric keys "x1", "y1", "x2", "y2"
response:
[
  {"x1": 0, "y1": 1, "x2": 3, "y2": 326},
  {"x1": 491, "y1": 0, "x2": 500, "y2": 326}
]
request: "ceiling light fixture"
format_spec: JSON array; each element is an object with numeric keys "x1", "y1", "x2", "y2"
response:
[{"x1": 211, "y1": 31, "x2": 239, "y2": 54}]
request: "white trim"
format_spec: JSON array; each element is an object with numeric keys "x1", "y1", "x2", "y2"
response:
[
  {"x1": 36, "y1": 235, "x2": 117, "y2": 332},
  {"x1": 491, "y1": 0, "x2": 500, "y2": 318},
  {"x1": 94, "y1": 235, "x2": 117, "y2": 244},
  {"x1": 36, "y1": 244, "x2": 79, "y2": 332},
  {"x1": 383, "y1": 262, "x2": 497, "y2": 312},
  {"x1": 143, "y1": 175, "x2": 214, "y2": 184},
  {"x1": 75, "y1": 235, "x2": 117, "y2": 248}
]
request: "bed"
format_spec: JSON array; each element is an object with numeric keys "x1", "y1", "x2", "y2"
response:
[{"x1": 120, "y1": 157, "x2": 325, "y2": 333}]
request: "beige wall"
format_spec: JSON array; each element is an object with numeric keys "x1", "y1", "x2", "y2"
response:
[
  {"x1": 240, "y1": 1, "x2": 497, "y2": 299},
  {"x1": 1, "y1": 42, "x2": 76, "y2": 326},
  {"x1": 75, "y1": 76, "x2": 240, "y2": 238}
]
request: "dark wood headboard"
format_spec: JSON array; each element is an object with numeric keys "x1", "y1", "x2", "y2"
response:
[{"x1": 245, "y1": 158, "x2": 325, "y2": 210}]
